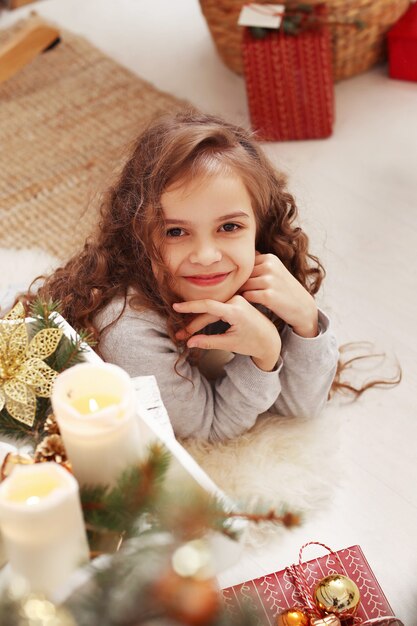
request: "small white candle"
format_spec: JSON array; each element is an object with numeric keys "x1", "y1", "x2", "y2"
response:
[
  {"x1": 0, "y1": 462, "x2": 89, "y2": 597},
  {"x1": 51, "y1": 362, "x2": 141, "y2": 486}
]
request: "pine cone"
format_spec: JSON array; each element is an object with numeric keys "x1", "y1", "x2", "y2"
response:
[
  {"x1": 42, "y1": 413, "x2": 61, "y2": 435},
  {"x1": 34, "y1": 434, "x2": 67, "y2": 464}
]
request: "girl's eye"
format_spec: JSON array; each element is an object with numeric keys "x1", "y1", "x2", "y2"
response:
[
  {"x1": 220, "y1": 223, "x2": 240, "y2": 233},
  {"x1": 166, "y1": 227, "x2": 185, "y2": 238}
]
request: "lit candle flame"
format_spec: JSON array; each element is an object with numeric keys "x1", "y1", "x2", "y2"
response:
[
  {"x1": 26, "y1": 496, "x2": 40, "y2": 506},
  {"x1": 89, "y1": 398, "x2": 99, "y2": 413}
]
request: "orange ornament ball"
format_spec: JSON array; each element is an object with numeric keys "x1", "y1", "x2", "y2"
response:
[
  {"x1": 276, "y1": 607, "x2": 310, "y2": 626},
  {"x1": 153, "y1": 570, "x2": 220, "y2": 625}
]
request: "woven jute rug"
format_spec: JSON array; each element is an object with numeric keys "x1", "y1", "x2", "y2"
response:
[{"x1": 0, "y1": 16, "x2": 187, "y2": 260}]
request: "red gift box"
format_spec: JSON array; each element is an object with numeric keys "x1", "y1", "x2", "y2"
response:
[
  {"x1": 222, "y1": 545, "x2": 397, "y2": 624},
  {"x1": 388, "y1": 2, "x2": 417, "y2": 82},
  {"x1": 242, "y1": 6, "x2": 334, "y2": 141}
]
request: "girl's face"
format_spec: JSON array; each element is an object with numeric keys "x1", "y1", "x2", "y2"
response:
[{"x1": 158, "y1": 172, "x2": 257, "y2": 303}]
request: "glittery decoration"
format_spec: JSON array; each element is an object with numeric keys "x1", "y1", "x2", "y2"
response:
[
  {"x1": 42, "y1": 413, "x2": 61, "y2": 435},
  {"x1": 34, "y1": 434, "x2": 67, "y2": 464},
  {"x1": 0, "y1": 303, "x2": 63, "y2": 426},
  {"x1": 0, "y1": 451, "x2": 34, "y2": 481}
]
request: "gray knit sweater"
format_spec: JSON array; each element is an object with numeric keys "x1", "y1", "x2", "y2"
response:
[{"x1": 95, "y1": 297, "x2": 339, "y2": 442}]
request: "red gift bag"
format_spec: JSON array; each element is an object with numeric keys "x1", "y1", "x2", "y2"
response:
[
  {"x1": 242, "y1": 5, "x2": 334, "y2": 141},
  {"x1": 388, "y1": 2, "x2": 417, "y2": 82}
]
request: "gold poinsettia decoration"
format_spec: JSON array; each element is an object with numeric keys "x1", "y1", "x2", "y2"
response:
[{"x1": 0, "y1": 302, "x2": 63, "y2": 427}]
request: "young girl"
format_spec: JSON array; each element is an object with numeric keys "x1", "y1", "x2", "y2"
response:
[{"x1": 36, "y1": 110, "x2": 339, "y2": 442}]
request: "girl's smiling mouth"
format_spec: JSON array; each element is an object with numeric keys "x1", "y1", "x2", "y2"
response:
[{"x1": 183, "y1": 272, "x2": 231, "y2": 286}]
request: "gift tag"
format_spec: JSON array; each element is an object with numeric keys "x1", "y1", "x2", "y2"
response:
[{"x1": 238, "y1": 3, "x2": 285, "y2": 29}]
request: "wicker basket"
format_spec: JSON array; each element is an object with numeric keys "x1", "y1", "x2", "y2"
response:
[{"x1": 199, "y1": 0, "x2": 410, "y2": 81}]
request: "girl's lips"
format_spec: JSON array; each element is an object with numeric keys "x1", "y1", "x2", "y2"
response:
[{"x1": 183, "y1": 272, "x2": 231, "y2": 286}]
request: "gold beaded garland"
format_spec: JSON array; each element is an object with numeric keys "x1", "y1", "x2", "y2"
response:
[
  {"x1": 313, "y1": 574, "x2": 360, "y2": 617},
  {"x1": 276, "y1": 607, "x2": 310, "y2": 626}
]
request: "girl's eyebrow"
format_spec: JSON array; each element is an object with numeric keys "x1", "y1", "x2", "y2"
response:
[{"x1": 164, "y1": 211, "x2": 250, "y2": 225}]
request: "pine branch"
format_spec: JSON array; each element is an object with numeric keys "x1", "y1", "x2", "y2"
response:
[
  {"x1": 155, "y1": 489, "x2": 241, "y2": 542},
  {"x1": 29, "y1": 298, "x2": 62, "y2": 330},
  {"x1": 0, "y1": 408, "x2": 36, "y2": 444},
  {"x1": 222, "y1": 509, "x2": 301, "y2": 528},
  {"x1": 80, "y1": 484, "x2": 108, "y2": 512},
  {"x1": 53, "y1": 335, "x2": 88, "y2": 372},
  {"x1": 81, "y1": 444, "x2": 171, "y2": 536}
]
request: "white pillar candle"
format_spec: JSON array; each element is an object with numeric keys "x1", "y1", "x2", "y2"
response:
[
  {"x1": 51, "y1": 362, "x2": 141, "y2": 486},
  {"x1": 0, "y1": 462, "x2": 89, "y2": 598}
]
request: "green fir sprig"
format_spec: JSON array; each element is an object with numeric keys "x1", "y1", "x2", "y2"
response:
[
  {"x1": 81, "y1": 443, "x2": 171, "y2": 538},
  {"x1": 29, "y1": 298, "x2": 95, "y2": 374},
  {"x1": 249, "y1": 3, "x2": 366, "y2": 39}
]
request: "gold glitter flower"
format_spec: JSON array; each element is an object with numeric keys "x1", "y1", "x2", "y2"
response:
[{"x1": 0, "y1": 302, "x2": 63, "y2": 427}]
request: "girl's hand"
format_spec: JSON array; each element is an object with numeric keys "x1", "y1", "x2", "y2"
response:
[
  {"x1": 173, "y1": 295, "x2": 281, "y2": 372},
  {"x1": 240, "y1": 253, "x2": 319, "y2": 338}
]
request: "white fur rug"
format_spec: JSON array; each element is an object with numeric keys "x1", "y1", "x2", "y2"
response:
[
  {"x1": 1, "y1": 246, "x2": 339, "y2": 540},
  {"x1": 183, "y1": 411, "x2": 338, "y2": 544},
  {"x1": 183, "y1": 412, "x2": 336, "y2": 511}
]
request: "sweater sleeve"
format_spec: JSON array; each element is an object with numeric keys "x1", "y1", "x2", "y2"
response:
[
  {"x1": 95, "y1": 302, "x2": 281, "y2": 442},
  {"x1": 269, "y1": 309, "x2": 339, "y2": 418}
]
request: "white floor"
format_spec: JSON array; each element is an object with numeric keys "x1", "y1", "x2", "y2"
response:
[{"x1": 2, "y1": 1, "x2": 417, "y2": 623}]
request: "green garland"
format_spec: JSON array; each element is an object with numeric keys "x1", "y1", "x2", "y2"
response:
[{"x1": 0, "y1": 442, "x2": 264, "y2": 626}]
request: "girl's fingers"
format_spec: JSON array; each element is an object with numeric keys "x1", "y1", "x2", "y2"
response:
[
  {"x1": 187, "y1": 332, "x2": 235, "y2": 351},
  {"x1": 245, "y1": 268, "x2": 263, "y2": 281},
  {"x1": 173, "y1": 299, "x2": 230, "y2": 318},
  {"x1": 242, "y1": 290, "x2": 266, "y2": 305},
  {"x1": 176, "y1": 313, "x2": 219, "y2": 339},
  {"x1": 252, "y1": 257, "x2": 265, "y2": 270},
  {"x1": 246, "y1": 258, "x2": 273, "y2": 278},
  {"x1": 240, "y1": 276, "x2": 267, "y2": 291}
]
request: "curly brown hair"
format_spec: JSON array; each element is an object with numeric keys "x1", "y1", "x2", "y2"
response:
[{"x1": 35, "y1": 109, "x2": 325, "y2": 350}]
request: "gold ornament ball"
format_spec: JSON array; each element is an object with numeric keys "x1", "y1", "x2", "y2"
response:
[
  {"x1": 313, "y1": 574, "x2": 360, "y2": 617},
  {"x1": 310, "y1": 614, "x2": 342, "y2": 626},
  {"x1": 276, "y1": 607, "x2": 310, "y2": 626}
]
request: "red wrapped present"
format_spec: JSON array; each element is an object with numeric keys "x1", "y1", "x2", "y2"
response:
[
  {"x1": 222, "y1": 543, "x2": 400, "y2": 624},
  {"x1": 388, "y1": 2, "x2": 417, "y2": 82},
  {"x1": 242, "y1": 5, "x2": 334, "y2": 141}
]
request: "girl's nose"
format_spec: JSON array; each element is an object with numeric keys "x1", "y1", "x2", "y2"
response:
[{"x1": 189, "y1": 240, "x2": 222, "y2": 266}]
